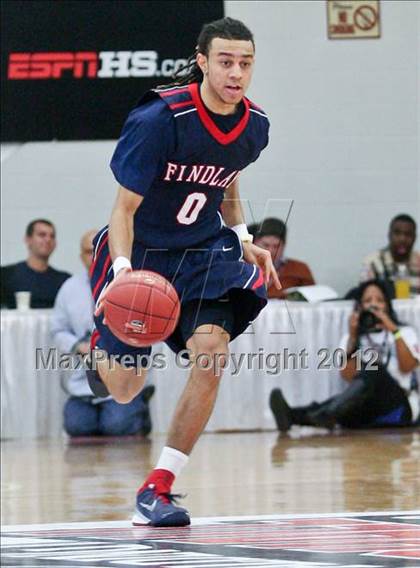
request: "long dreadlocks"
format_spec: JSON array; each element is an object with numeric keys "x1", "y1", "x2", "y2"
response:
[{"x1": 159, "y1": 17, "x2": 254, "y2": 88}]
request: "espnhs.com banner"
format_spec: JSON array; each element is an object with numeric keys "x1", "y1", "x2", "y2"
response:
[{"x1": 1, "y1": 0, "x2": 223, "y2": 141}]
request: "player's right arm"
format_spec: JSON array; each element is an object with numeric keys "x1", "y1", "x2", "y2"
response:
[
  {"x1": 109, "y1": 185, "x2": 143, "y2": 264},
  {"x1": 95, "y1": 98, "x2": 174, "y2": 321},
  {"x1": 94, "y1": 186, "x2": 143, "y2": 320}
]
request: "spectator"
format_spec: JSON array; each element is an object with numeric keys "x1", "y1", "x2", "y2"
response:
[
  {"x1": 1, "y1": 219, "x2": 71, "y2": 308},
  {"x1": 360, "y1": 214, "x2": 420, "y2": 296},
  {"x1": 269, "y1": 279, "x2": 420, "y2": 431},
  {"x1": 51, "y1": 229, "x2": 155, "y2": 437},
  {"x1": 252, "y1": 217, "x2": 315, "y2": 298}
]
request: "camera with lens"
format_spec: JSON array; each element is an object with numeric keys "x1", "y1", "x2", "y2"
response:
[{"x1": 358, "y1": 308, "x2": 380, "y2": 334}]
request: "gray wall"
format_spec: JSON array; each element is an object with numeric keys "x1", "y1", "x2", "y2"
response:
[
  {"x1": 2, "y1": 0, "x2": 419, "y2": 294},
  {"x1": 1, "y1": 141, "x2": 116, "y2": 272},
  {"x1": 225, "y1": 0, "x2": 419, "y2": 293}
]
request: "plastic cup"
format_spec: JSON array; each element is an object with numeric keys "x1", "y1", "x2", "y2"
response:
[{"x1": 394, "y1": 279, "x2": 410, "y2": 300}]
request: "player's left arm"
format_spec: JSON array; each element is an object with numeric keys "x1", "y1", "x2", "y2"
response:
[{"x1": 222, "y1": 180, "x2": 281, "y2": 289}]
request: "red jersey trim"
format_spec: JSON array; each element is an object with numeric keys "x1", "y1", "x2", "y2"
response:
[
  {"x1": 188, "y1": 83, "x2": 250, "y2": 146},
  {"x1": 159, "y1": 87, "x2": 191, "y2": 98},
  {"x1": 251, "y1": 269, "x2": 265, "y2": 290},
  {"x1": 248, "y1": 99, "x2": 265, "y2": 113},
  {"x1": 90, "y1": 329, "x2": 100, "y2": 349},
  {"x1": 89, "y1": 233, "x2": 108, "y2": 278},
  {"x1": 169, "y1": 100, "x2": 195, "y2": 110},
  {"x1": 92, "y1": 255, "x2": 111, "y2": 300}
]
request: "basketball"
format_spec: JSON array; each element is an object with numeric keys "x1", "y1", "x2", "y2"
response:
[{"x1": 103, "y1": 270, "x2": 181, "y2": 347}]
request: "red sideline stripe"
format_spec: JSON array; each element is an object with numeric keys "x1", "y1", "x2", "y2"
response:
[
  {"x1": 90, "y1": 329, "x2": 100, "y2": 349},
  {"x1": 251, "y1": 269, "x2": 264, "y2": 290},
  {"x1": 169, "y1": 100, "x2": 194, "y2": 110},
  {"x1": 160, "y1": 87, "x2": 190, "y2": 98},
  {"x1": 89, "y1": 234, "x2": 108, "y2": 278},
  {"x1": 92, "y1": 255, "x2": 111, "y2": 299}
]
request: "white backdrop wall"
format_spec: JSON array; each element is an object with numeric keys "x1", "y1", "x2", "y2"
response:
[{"x1": 1, "y1": 0, "x2": 419, "y2": 295}]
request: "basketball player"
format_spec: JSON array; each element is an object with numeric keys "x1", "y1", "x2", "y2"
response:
[{"x1": 89, "y1": 17, "x2": 280, "y2": 526}]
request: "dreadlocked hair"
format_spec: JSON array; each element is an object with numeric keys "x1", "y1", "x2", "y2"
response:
[{"x1": 157, "y1": 17, "x2": 254, "y2": 89}]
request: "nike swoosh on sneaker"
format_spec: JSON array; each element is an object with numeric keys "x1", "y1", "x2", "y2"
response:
[
  {"x1": 140, "y1": 499, "x2": 157, "y2": 512},
  {"x1": 222, "y1": 246, "x2": 234, "y2": 252},
  {"x1": 161, "y1": 511, "x2": 178, "y2": 519}
]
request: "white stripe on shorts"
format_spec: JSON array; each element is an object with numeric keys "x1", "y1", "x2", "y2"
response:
[
  {"x1": 243, "y1": 265, "x2": 257, "y2": 289},
  {"x1": 93, "y1": 227, "x2": 108, "y2": 259}
]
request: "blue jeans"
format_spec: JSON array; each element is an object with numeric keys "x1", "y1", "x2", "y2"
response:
[{"x1": 64, "y1": 392, "x2": 151, "y2": 437}]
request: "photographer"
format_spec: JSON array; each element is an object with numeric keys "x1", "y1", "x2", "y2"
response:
[{"x1": 270, "y1": 280, "x2": 420, "y2": 430}]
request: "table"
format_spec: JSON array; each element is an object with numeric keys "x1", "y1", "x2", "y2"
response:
[
  {"x1": 1, "y1": 299, "x2": 419, "y2": 438},
  {"x1": 1, "y1": 310, "x2": 66, "y2": 439},
  {"x1": 150, "y1": 299, "x2": 420, "y2": 432}
]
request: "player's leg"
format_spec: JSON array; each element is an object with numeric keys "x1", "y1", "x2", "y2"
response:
[
  {"x1": 87, "y1": 340, "x2": 150, "y2": 403},
  {"x1": 165, "y1": 323, "x2": 229, "y2": 453},
  {"x1": 88, "y1": 229, "x2": 151, "y2": 403},
  {"x1": 96, "y1": 356, "x2": 147, "y2": 404},
  {"x1": 133, "y1": 299, "x2": 233, "y2": 527}
]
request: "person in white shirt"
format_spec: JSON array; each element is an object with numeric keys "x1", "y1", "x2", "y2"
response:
[{"x1": 270, "y1": 279, "x2": 420, "y2": 430}]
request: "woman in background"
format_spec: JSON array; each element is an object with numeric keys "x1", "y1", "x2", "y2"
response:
[{"x1": 270, "y1": 279, "x2": 420, "y2": 430}]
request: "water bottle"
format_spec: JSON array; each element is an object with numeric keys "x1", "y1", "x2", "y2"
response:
[{"x1": 394, "y1": 264, "x2": 410, "y2": 299}]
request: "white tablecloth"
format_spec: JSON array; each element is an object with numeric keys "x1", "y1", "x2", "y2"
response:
[
  {"x1": 149, "y1": 299, "x2": 420, "y2": 432},
  {"x1": 1, "y1": 310, "x2": 66, "y2": 439},
  {"x1": 1, "y1": 299, "x2": 419, "y2": 438}
]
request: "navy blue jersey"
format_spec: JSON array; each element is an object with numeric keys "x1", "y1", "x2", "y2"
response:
[{"x1": 111, "y1": 83, "x2": 269, "y2": 249}]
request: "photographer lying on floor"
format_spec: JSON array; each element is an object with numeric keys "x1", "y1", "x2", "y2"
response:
[{"x1": 270, "y1": 279, "x2": 420, "y2": 430}]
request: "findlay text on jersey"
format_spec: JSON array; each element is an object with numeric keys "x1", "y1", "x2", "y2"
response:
[{"x1": 163, "y1": 162, "x2": 240, "y2": 189}]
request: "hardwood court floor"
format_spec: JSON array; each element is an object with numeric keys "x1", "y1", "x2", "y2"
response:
[{"x1": 2, "y1": 428, "x2": 419, "y2": 526}]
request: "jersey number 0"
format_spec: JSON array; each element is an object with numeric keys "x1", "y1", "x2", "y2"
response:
[{"x1": 176, "y1": 192, "x2": 207, "y2": 225}]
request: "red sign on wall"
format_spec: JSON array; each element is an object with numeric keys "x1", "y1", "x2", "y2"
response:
[{"x1": 327, "y1": 0, "x2": 381, "y2": 39}]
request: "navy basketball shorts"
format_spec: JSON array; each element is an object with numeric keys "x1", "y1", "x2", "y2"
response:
[{"x1": 89, "y1": 226, "x2": 267, "y2": 368}]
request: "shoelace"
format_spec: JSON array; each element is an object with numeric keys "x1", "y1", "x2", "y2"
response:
[
  {"x1": 158, "y1": 492, "x2": 186, "y2": 505},
  {"x1": 141, "y1": 483, "x2": 187, "y2": 505}
]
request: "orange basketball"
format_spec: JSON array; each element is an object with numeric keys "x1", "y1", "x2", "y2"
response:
[{"x1": 103, "y1": 270, "x2": 180, "y2": 347}]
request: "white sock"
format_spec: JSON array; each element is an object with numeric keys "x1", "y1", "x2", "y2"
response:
[{"x1": 156, "y1": 446, "x2": 189, "y2": 478}]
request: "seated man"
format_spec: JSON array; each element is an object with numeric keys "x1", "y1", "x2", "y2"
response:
[
  {"x1": 360, "y1": 213, "x2": 420, "y2": 296},
  {"x1": 51, "y1": 230, "x2": 154, "y2": 437},
  {"x1": 270, "y1": 280, "x2": 420, "y2": 431},
  {"x1": 252, "y1": 217, "x2": 315, "y2": 298},
  {"x1": 1, "y1": 219, "x2": 71, "y2": 308}
]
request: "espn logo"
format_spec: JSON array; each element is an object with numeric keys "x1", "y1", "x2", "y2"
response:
[
  {"x1": 8, "y1": 51, "x2": 186, "y2": 80},
  {"x1": 8, "y1": 52, "x2": 98, "y2": 79}
]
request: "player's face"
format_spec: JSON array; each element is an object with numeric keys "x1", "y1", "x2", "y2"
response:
[
  {"x1": 26, "y1": 222, "x2": 56, "y2": 260},
  {"x1": 198, "y1": 37, "x2": 255, "y2": 112},
  {"x1": 388, "y1": 220, "x2": 416, "y2": 261}
]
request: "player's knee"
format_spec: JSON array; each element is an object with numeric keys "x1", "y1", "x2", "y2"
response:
[
  {"x1": 111, "y1": 388, "x2": 136, "y2": 405},
  {"x1": 188, "y1": 332, "x2": 229, "y2": 376},
  {"x1": 100, "y1": 362, "x2": 146, "y2": 404},
  {"x1": 110, "y1": 375, "x2": 145, "y2": 404},
  {"x1": 190, "y1": 333, "x2": 228, "y2": 357}
]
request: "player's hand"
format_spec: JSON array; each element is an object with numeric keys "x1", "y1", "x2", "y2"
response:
[
  {"x1": 242, "y1": 242, "x2": 282, "y2": 290},
  {"x1": 94, "y1": 267, "x2": 132, "y2": 325}
]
